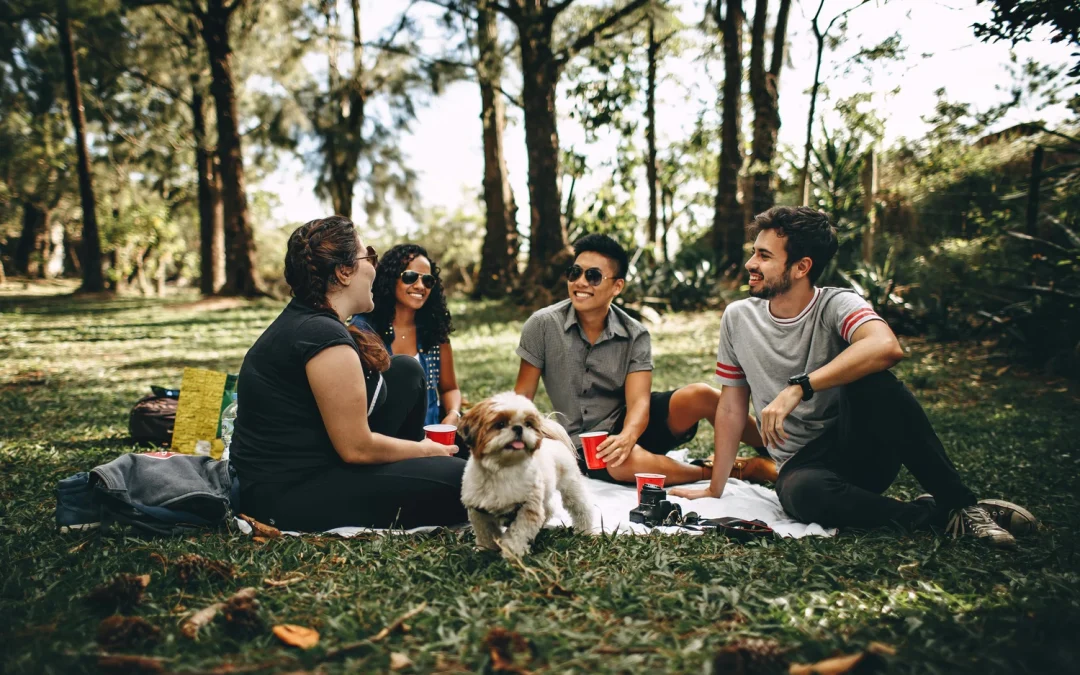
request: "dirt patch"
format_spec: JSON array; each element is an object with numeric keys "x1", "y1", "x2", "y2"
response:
[{"x1": 166, "y1": 297, "x2": 251, "y2": 312}]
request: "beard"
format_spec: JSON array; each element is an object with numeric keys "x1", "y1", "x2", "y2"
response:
[{"x1": 748, "y1": 266, "x2": 794, "y2": 299}]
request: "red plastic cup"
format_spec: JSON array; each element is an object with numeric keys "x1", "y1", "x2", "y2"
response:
[
  {"x1": 635, "y1": 473, "x2": 666, "y2": 502},
  {"x1": 579, "y1": 431, "x2": 609, "y2": 470},
  {"x1": 424, "y1": 424, "x2": 457, "y2": 446}
]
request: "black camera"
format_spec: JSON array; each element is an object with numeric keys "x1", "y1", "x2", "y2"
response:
[{"x1": 629, "y1": 484, "x2": 683, "y2": 527}]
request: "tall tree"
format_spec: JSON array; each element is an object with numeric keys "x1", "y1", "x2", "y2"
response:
[
  {"x1": 646, "y1": 9, "x2": 659, "y2": 252},
  {"x1": 191, "y1": 73, "x2": 225, "y2": 294},
  {"x1": 713, "y1": 0, "x2": 744, "y2": 269},
  {"x1": 57, "y1": 0, "x2": 105, "y2": 292},
  {"x1": 486, "y1": 0, "x2": 650, "y2": 285},
  {"x1": 747, "y1": 0, "x2": 790, "y2": 218},
  {"x1": 192, "y1": 0, "x2": 262, "y2": 296},
  {"x1": 798, "y1": 0, "x2": 869, "y2": 206},
  {"x1": 475, "y1": 0, "x2": 519, "y2": 298}
]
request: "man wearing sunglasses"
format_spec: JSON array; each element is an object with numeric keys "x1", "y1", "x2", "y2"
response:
[{"x1": 514, "y1": 234, "x2": 764, "y2": 486}]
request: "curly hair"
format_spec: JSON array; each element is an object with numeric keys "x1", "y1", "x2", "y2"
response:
[
  {"x1": 747, "y1": 206, "x2": 838, "y2": 284},
  {"x1": 284, "y1": 216, "x2": 390, "y2": 372},
  {"x1": 366, "y1": 243, "x2": 454, "y2": 349}
]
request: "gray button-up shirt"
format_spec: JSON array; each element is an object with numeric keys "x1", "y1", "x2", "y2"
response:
[{"x1": 516, "y1": 299, "x2": 653, "y2": 446}]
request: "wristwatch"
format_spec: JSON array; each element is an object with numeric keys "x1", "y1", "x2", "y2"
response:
[{"x1": 788, "y1": 372, "x2": 814, "y2": 401}]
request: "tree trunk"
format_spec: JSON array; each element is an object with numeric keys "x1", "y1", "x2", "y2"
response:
[
  {"x1": 192, "y1": 86, "x2": 225, "y2": 294},
  {"x1": 646, "y1": 13, "x2": 659, "y2": 252},
  {"x1": 799, "y1": 1, "x2": 828, "y2": 207},
  {"x1": 58, "y1": 0, "x2": 105, "y2": 292},
  {"x1": 746, "y1": 0, "x2": 767, "y2": 224},
  {"x1": 14, "y1": 201, "x2": 47, "y2": 276},
  {"x1": 44, "y1": 219, "x2": 65, "y2": 279},
  {"x1": 518, "y1": 15, "x2": 568, "y2": 284},
  {"x1": 660, "y1": 185, "x2": 672, "y2": 264},
  {"x1": 713, "y1": 0, "x2": 744, "y2": 269},
  {"x1": 475, "y1": 0, "x2": 519, "y2": 298},
  {"x1": 320, "y1": 0, "x2": 365, "y2": 219},
  {"x1": 860, "y1": 149, "x2": 877, "y2": 264},
  {"x1": 749, "y1": 0, "x2": 790, "y2": 218},
  {"x1": 200, "y1": 0, "x2": 263, "y2": 296}
]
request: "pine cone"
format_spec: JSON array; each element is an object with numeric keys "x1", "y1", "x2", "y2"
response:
[
  {"x1": 175, "y1": 554, "x2": 234, "y2": 585},
  {"x1": 86, "y1": 574, "x2": 150, "y2": 613},
  {"x1": 96, "y1": 615, "x2": 161, "y2": 650},
  {"x1": 712, "y1": 638, "x2": 787, "y2": 675},
  {"x1": 221, "y1": 593, "x2": 263, "y2": 639}
]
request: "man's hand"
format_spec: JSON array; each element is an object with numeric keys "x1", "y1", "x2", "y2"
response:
[
  {"x1": 759, "y1": 384, "x2": 802, "y2": 450},
  {"x1": 669, "y1": 485, "x2": 721, "y2": 500},
  {"x1": 596, "y1": 432, "x2": 636, "y2": 468},
  {"x1": 441, "y1": 410, "x2": 461, "y2": 426}
]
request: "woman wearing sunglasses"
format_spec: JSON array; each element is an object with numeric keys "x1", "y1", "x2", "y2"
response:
[
  {"x1": 350, "y1": 244, "x2": 462, "y2": 429},
  {"x1": 229, "y1": 218, "x2": 466, "y2": 532}
]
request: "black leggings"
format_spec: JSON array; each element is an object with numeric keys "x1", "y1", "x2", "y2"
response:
[
  {"x1": 241, "y1": 355, "x2": 467, "y2": 531},
  {"x1": 775, "y1": 370, "x2": 977, "y2": 530}
]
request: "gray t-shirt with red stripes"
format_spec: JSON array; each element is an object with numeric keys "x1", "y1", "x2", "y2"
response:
[{"x1": 714, "y1": 287, "x2": 884, "y2": 465}]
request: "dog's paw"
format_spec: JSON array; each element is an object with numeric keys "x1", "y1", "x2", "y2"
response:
[{"x1": 499, "y1": 540, "x2": 531, "y2": 560}]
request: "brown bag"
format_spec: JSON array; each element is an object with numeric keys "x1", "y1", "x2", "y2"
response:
[{"x1": 129, "y1": 395, "x2": 178, "y2": 446}]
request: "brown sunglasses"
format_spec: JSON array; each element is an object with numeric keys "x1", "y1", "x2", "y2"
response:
[{"x1": 357, "y1": 245, "x2": 379, "y2": 266}]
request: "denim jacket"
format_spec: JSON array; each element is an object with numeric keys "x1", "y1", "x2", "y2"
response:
[{"x1": 350, "y1": 315, "x2": 442, "y2": 426}]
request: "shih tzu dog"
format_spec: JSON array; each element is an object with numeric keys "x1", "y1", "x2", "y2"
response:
[{"x1": 458, "y1": 392, "x2": 594, "y2": 559}]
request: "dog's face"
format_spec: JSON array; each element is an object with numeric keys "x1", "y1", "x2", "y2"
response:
[{"x1": 459, "y1": 393, "x2": 546, "y2": 469}]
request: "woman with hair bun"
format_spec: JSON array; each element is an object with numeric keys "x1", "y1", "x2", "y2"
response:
[
  {"x1": 350, "y1": 244, "x2": 462, "y2": 428},
  {"x1": 229, "y1": 216, "x2": 467, "y2": 532}
]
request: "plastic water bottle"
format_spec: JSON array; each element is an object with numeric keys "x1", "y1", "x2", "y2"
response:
[{"x1": 220, "y1": 392, "x2": 238, "y2": 461}]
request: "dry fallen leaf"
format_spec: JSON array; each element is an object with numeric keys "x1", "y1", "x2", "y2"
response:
[
  {"x1": 389, "y1": 652, "x2": 413, "y2": 670},
  {"x1": 484, "y1": 627, "x2": 533, "y2": 674},
  {"x1": 273, "y1": 624, "x2": 320, "y2": 650},
  {"x1": 239, "y1": 513, "x2": 282, "y2": 539},
  {"x1": 264, "y1": 574, "x2": 306, "y2": 588},
  {"x1": 789, "y1": 643, "x2": 894, "y2": 675}
]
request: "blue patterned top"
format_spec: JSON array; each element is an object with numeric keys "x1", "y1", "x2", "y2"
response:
[{"x1": 349, "y1": 315, "x2": 442, "y2": 426}]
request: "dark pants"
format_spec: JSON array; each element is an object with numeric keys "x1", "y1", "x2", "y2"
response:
[
  {"x1": 241, "y1": 355, "x2": 467, "y2": 531},
  {"x1": 775, "y1": 370, "x2": 976, "y2": 530}
]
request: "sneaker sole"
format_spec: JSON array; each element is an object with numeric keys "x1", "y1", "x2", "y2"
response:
[
  {"x1": 59, "y1": 522, "x2": 101, "y2": 534},
  {"x1": 978, "y1": 499, "x2": 1038, "y2": 536}
]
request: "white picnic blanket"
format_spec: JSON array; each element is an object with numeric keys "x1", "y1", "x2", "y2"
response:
[{"x1": 235, "y1": 450, "x2": 835, "y2": 539}]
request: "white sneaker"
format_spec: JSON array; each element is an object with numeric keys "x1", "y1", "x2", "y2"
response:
[{"x1": 946, "y1": 505, "x2": 1016, "y2": 549}]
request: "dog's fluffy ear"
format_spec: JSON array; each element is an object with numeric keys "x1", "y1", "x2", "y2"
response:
[
  {"x1": 457, "y1": 406, "x2": 480, "y2": 451},
  {"x1": 540, "y1": 417, "x2": 578, "y2": 458}
]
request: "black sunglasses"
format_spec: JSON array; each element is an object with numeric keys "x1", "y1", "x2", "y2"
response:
[
  {"x1": 357, "y1": 245, "x2": 379, "y2": 266},
  {"x1": 401, "y1": 270, "x2": 436, "y2": 289},
  {"x1": 566, "y1": 264, "x2": 615, "y2": 287}
]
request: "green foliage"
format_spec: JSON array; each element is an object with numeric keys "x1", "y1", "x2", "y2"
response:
[
  {"x1": 974, "y1": 0, "x2": 1080, "y2": 77},
  {"x1": 1, "y1": 289, "x2": 1079, "y2": 673}
]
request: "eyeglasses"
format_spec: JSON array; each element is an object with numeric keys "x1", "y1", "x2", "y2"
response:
[
  {"x1": 566, "y1": 264, "x2": 615, "y2": 287},
  {"x1": 357, "y1": 245, "x2": 379, "y2": 266},
  {"x1": 400, "y1": 270, "x2": 436, "y2": 289}
]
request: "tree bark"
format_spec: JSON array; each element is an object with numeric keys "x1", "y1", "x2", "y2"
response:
[
  {"x1": 58, "y1": 0, "x2": 105, "y2": 292},
  {"x1": 646, "y1": 13, "x2": 659, "y2": 252},
  {"x1": 199, "y1": 0, "x2": 263, "y2": 296},
  {"x1": 518, "y1": 12, "x2": 568, "y2": 284},
  {"x1": 475, "y1": 0, "x2": 519, "y2": 298},
  {"x1": 713, "y1": 0, "x2": 745, "y2": 269},
  {"x1": 192, "y1": 84, "x2": 225, "y2": 294},
  {"x1": 14, "y1": 201, "x2": 47, "y2": 276},
  {"x1": 749, "y1": 0, "x2": 790, "y2": 218}
]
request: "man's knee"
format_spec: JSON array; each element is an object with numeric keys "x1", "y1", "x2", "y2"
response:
[
  {"x1": 673, "y1": 383, "x2": 720, "y2": 416},
  {"x1": 777, "y1": 469, "x2": 838, "y2": 524}
]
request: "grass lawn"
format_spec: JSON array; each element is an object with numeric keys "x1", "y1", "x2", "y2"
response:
[{"x1": 1, "y1": 282, "x2": 1078, "y2": 674}]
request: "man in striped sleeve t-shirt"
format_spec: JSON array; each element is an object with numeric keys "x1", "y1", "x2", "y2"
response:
[{"x1": 672, "y1": 206, "x2": 1036, "y2": 548}]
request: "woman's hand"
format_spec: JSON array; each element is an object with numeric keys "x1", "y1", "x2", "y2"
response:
[
  {"x1": 669, "y1": 484, "x2": 722, "y2": 500},
  {"x1": 441, "y1": 410, "x2": 461, "y2": 426},
  {"x1": 418, "y1": 438, "x2": 459, "y2": 457}
]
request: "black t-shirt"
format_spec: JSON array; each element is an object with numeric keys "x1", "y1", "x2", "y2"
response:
[{"x1": 231, "y1": 299, "x2": 384, "y2": 485}]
